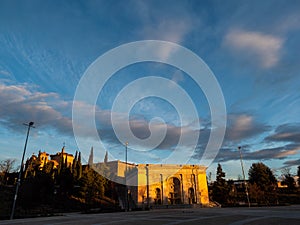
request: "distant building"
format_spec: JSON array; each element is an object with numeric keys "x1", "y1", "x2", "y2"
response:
[
  {"x1": 24, "y1": 147, "x2": 75, "y2": 176},
  {"x1": 37, "y1": 151, "x2": 50, "y2": 168},
  {"x1": 50, "y1": 147, "x2": 74, "y2": 168}
]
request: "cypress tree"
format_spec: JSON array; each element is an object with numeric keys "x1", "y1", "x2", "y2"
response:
[
  {"x1": 88, "y1": 147, "x2": 94, "y2": 167},
  {"x1": 104, "y1": 151, "x2": 108, "y2": 164},
  {"x1": 77, "y1": 152, "x2": 82, "y2": 179}
]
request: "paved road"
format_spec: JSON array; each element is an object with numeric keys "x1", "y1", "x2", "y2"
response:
[{"x1": 1, "y1": 205, "x2": 300, "y2": 225}]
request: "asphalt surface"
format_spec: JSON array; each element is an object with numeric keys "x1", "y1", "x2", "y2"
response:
[{"x1": 1, "y1": 205, "x2": 300, "y2": 225}]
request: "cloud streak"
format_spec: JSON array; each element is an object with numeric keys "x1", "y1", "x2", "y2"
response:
[
  {"x1": 225, "y1": 114, "x2": 270, "y2": 142},
  {"x1": 215, "y1": 143, "x2": 300, "y2": 163},
  {"x1": 265, "y1": 123, "x2": 300, "y2": 143},
  {"x1": 224, "y1": 29, "x2": 283, "y2": 68}
]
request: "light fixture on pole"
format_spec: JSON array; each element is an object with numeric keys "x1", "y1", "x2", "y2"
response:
[
  {"x1": 238, "y1": 146, "x2": 250, "y2": 208},
  {"x1": 10, "y1": 122, "x2": 35, "y2": 220},
  {"x1": 125, "y1": 142, "x2": 128, "y2": 211}
]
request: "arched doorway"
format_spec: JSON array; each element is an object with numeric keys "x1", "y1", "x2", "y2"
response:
[
  {"x1": 188, "y1": 187, "x2": 195, "y2": 204},
  {"x1": 168, "y1": 177, "x2": 181, "y2": 204},
  {"x1": 155, "y1": 188, "x2": 161, "y2": 204}
]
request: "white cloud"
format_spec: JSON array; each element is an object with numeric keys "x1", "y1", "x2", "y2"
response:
[
  {"x1": 0, "y1": 83, "x2": 72, "y2": 134},
  {"x1": 224, "y1": 29, "x2": 283, "y2": 68},
  {"x1": 226, "y1": 114, "x2": 269, "y2": 141}
]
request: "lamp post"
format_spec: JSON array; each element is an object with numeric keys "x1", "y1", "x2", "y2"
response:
[
  {"x1": 238, "y1": 146, "x2": 250, "y2": 208},
  {"x1": 10, "y1": 122, "x2": 34, "y2": 220},
  {"x1": 125, "y1": 142, "x2": 128, "y2": 211}
]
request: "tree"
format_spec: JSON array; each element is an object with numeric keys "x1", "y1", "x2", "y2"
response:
[
  {"x1": 0, "y1": 159, "x2": 16, "y2": 185},
  {"x1": 104, "y1": 151, "x2": 108, "y2": 164},
  {"x1": 212, "y1": 164, "x2": 229, "y2": 204},
  {"x1": 88, "y1": 147, "x2": 94, "y2": 167},
  {"x1": 78, "y1": 167, "x2": 107, "y2": 208},
  {"x1": 281, "y1": 168, "x2": 296, "y2": 191},
  {"x1": 19, "y1": 170, "x2": 54, "y2": 208},
  {"x1": 77, "y1": 152, "x2": 82, "y2": 179},
  {"x1": 248, "y1": 162, "x2": 277, "y2": 204},
  {"x1": 72, "y1": 151, "x2": 78, "y2": 179},
  {"x1": 248, "y1": 183, "x2": 264, "y2": 204},
  {"x1": 298, "y1": 166, "x2": 300, "y2": 187},
  {"x1": 58, "y1": 167, "x2": 74, "y2": 195}
]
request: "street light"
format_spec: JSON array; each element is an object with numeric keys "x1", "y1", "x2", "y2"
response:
[
  {"x1": 10, "y1": 122, "x2": 34, "y2": 220},
  {"x1": 125, "y1": 142, "x2": 128, "y2": 211},
  {"x1": 238, "y1": 146, "x2": 250, "y2": 208}
]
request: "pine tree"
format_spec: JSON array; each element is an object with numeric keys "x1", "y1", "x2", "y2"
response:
[
  {"x1": 216, "y1": 164, "x2": 226, "y2": 185},
  {"x1": 212, "y1": 164, "x2": 229, "y2": 205},
  {"x1": 248, "y1": 162, "x2": 277, "y2": 204},
  {"x1": 78, "y1": 167, "x2": 107, "y2": 206},
  {"x1": 248, "y1": 162, "x2": 277, "y2": 192}
]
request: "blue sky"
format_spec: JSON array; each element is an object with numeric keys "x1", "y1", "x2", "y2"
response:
[{"x1": 0, "y1": 0, "x2": 300, "y2": 179}]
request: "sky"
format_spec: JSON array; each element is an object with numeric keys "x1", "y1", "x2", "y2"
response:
[{"x1": 0, "y1": 0, "x2": 300, "y2": 180}]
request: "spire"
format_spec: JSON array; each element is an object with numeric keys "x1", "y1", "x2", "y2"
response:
[
  {"x1": 88, "y1": 146, "x2": 94, "y2": 167},
  {"x1": 62, "y1": 144, "x2": 65, "y2": 153}
]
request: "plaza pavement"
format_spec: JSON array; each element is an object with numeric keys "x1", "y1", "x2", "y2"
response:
[{"x1": 1, "y1": 205, "x2": 300, "y2": 225}]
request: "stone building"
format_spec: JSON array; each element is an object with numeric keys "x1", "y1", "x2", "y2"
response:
[
  {"x1": 25, "y1": 147, "x2": 75, "y2": 174},
  {"x1": 127, "y1": 163, "x2": 209, "y2": 207},
  {"x1": 50, "y1": 147, "x2": 74, "y2": 168},
  {"x1": 94, "y1": 160, "x2": 209, "y2": 207}
]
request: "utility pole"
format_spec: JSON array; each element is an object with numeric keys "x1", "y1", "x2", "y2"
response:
[
  {"x1": 10, "y1": 122, "x2": 34, "y2": 219},
  {"x1": 238, "y1": 146, "x2": 250, "y2": 208}
]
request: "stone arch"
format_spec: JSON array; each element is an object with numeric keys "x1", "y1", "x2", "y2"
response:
[
  {"x1": 188, "y1": 187, "x2": 196, "y2": 204},
  {"x1": 155, "y1": 187, "x2": 161, "y2": 204},
  {"x1": 168, "y1": 177, "x2": 181, "y2": 204}
]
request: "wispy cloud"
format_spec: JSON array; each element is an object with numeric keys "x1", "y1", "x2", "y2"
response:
[
  {"x1": 214, "y1": 122, "x2": 300, "y2": 163},
  {"x1": 265, "y1": 123, "x2": 300, "y2": 143},
  {"x1": 225, "y1": 114, "x2": 270, "y2": 142},
  {"x1": 283, "y1": 159, "x2": 300, "y2": 167},
  {"x1": 224, "y1": 29, "x2": 283, "y2": 68},
  {"x1": 215, "y1": 143, "x2": 300, "y2": 163},
  {"x1": 133, "y1": 1, "x2": 198, "y2": 60},
  {"x1": 135, "y1": 1, "x2": 194, "y2": 44},
  {"x1": 0, "y1": 69, "x2": 11, "y2": 77}
]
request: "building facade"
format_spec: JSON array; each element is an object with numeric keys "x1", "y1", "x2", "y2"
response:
[
  {"x1": 127, "y1": 164, "x2": 209, "y2": 207},
  {"x1": 94, "y1": 160, "x2": 209, "y2": 207}
]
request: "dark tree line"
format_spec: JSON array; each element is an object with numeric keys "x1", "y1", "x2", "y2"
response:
[
  {"x1": 211, "y1": 162, "x2": 300, "y2": 206},
  {"x1": 0, "y1": 149, "x2": 114, "y2": 218}
]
